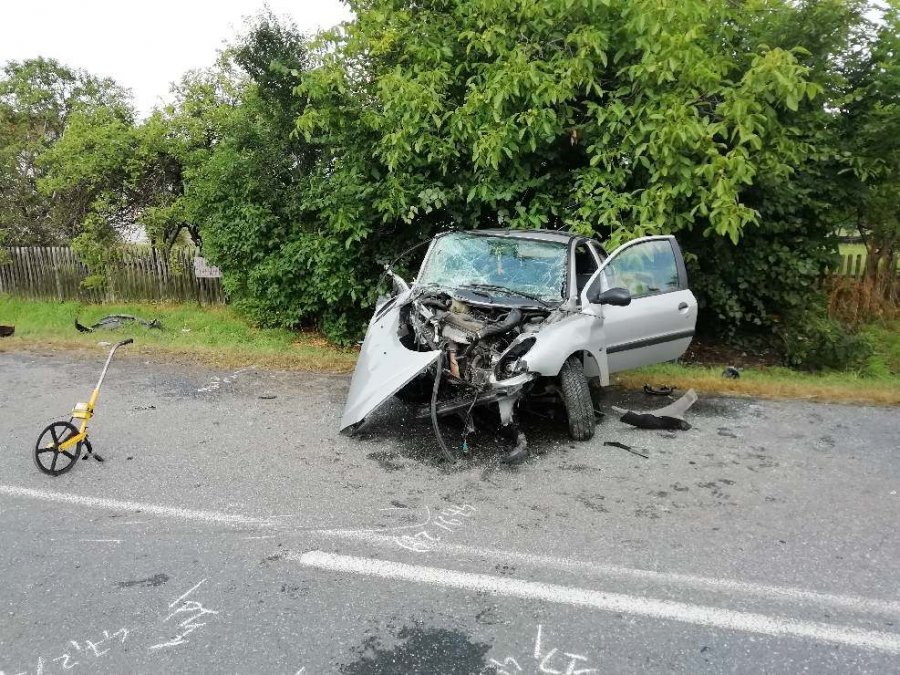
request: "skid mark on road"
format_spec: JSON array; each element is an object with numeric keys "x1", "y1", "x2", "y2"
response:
[
  {"x1": 315, "y1": 529, "x2": 900, "y2": 617},
  {"x1": 291, "y1": 551, "x2": 900, "y2": 655}
]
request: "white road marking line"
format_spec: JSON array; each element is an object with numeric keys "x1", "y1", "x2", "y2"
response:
[
  {"x1": 5, "y1": 484, "x2": 896, "y2": 623},
  {"x1": 79, "y1": 539, "x2": 122, "y2": 543},
  {"x1": 291, "y1": 551, "x2": 900, "y2": 654},
  {"x1": 316, "y1": 529, "x2": 900, "y2": 616},
  {"x1": 0, "y1": 486, "x2": 270, "y2": 527}
]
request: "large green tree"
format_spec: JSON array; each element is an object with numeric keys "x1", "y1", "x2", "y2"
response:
[
  {"x1": 0, "y1": 57, "x2": 130, "y2": 245},
  {"x1": 293, "y1": 0, "x2": 823, "y2": 339}
]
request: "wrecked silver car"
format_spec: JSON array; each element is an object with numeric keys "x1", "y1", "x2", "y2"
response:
[{"x1": 341, "y1": 229, "x2": 698, "y2": 462}]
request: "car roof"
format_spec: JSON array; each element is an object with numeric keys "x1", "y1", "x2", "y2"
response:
[{"x1": 458, "y1": 228, "x2": 583, "y2": 244}]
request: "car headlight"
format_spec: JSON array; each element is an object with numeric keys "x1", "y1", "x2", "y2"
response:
[{"x1": 496, "y1": 336, "x2": 536, "y2": 377}]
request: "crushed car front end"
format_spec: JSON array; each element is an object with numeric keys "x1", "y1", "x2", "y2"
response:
[{"x1": 340, "y1": 230, "x2": 581, "y2": 461}]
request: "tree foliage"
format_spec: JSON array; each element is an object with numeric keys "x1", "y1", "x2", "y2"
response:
[
  {"x1": 0, "y1": 57, "x2": 130, "y2": 245},
  {"x1": 2, "y1": 2, "x2": 895, "y2": 354}
]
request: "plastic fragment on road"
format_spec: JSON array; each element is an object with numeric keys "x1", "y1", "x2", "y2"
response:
[{"x1": 612, "y1": 388, "x2": 697, "y2": 431}]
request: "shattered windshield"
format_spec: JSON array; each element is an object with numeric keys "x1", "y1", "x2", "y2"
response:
[{"x1": 417, "y1": 233, "x2": 568, "y2": 301}]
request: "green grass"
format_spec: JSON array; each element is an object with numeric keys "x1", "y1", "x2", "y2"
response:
[
  {"x1": 0, "y1": 295, "x2": 356, "y2": 372},
  {"x1": 617, "y1": 318, "x2": 899, "y2": 405},
  {"x1": 2, "y1": 296, "x2": 897, "y2": 404}
]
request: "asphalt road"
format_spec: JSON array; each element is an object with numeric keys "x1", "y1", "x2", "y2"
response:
[{"x1": 1, "y1": 348, "x2": 898, "y2": 674}]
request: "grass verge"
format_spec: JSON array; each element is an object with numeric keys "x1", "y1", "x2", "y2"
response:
[
  {"x1": 0, "y1": 296, "x2": 356, "y2": 372},
  {"x1": 2, "y1": 296, "x2": 897, "y2": 404},
  {"x1": 615, "y1": 363, "x2": 899, "y2": 405}
]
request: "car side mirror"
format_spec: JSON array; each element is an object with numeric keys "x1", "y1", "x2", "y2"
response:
[{"x1": 588, "y1": 286, "x2": 631, "y2": 306}]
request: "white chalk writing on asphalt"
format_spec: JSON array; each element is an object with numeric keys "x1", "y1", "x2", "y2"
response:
[
  {"x1": 484, "y1": 625, "x2": 598, "y2": 675},
  {"x1": 394, "y1": 503, "x2": 477, "y2": 552},
  {"x1": 148, "y1": 579, "x2": 219, "y2": 651},
  {"x1": 2, "y1": 628, "x2": 128, "y2": 674}
]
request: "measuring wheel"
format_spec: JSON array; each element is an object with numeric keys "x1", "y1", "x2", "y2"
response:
[{"x1": 34, "y1": 421, "x2": 83, "y2": 476}]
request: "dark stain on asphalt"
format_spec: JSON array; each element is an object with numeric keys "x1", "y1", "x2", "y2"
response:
[
  {"x1": 280, "y1": 582, "x2": 309, "y2": 599},
  {"x1": 475, "y1": 606, "x2": 502, "y2": 625},
  {"x1": 717, "y1": 428, "x2": 738, "y2": 438},
  {"x1": 367, "y1": 451, "x2": 406, "y2": 472},
  {"x1": 117, "y1": 573, "x2": 169, "y2": 588},
  {"x1": 576, "y1": 493, "x2": 608, "y2": 513},
  {"x1": 341, "y1": 624, "x2": 491, "y2": 674},
  {"x1": 557, "y1": 463, "x2": 601, "y2": 472}
]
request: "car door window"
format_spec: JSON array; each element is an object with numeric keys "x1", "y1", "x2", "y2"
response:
[{"x1": 603, "y1": 239, "x2": 681, "y2": 298}]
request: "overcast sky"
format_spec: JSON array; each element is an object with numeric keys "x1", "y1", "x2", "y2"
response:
[{"x1": 0, "y1": 0, "x2": 353, "y2": 115}]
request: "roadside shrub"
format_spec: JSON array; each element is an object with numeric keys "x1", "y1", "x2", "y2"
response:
[{"x1": 780, "y1": 310, "x2": 873, "y2": 371}]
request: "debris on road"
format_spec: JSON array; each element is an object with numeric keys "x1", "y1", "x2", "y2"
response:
[
  {"x1": 722, "y1": 366, "x2": 741, "y2": 379},
  {"x1": 76, "y1": 315, "x2": 161, "y2": 333},
  {"x1": 603, "y1": 441, "x2": 649, "y2": 459},
  {"x1": 612, "y1": 388, "x2": 697, "y2": 431},
  {"x1": 0, "y1": 325, "x2": 14, "y2": 337},
  {"x1": 643, "y1": 384, "x2": 675, "y2": 396}
]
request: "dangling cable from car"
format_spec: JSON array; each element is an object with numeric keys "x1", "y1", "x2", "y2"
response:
[{"x1": 430, "y1": 351, "x2": 457, "y2": 463}]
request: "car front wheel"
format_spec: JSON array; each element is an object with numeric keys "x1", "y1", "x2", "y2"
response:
[{"x1": 559, "y1": 356, "x2": 595, "y2": 441}]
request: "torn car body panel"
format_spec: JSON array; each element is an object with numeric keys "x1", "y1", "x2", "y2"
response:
[{"x1": 340, "y1": 296, "x2": 441, "y2": 430}]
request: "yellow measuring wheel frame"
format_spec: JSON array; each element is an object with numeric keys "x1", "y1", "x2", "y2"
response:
[{"x1": 33, "y1": 338, "x2": 133, "y2": 476}]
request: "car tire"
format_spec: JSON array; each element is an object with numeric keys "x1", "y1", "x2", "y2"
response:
[{"x1": 560, "y1": 356, "x2": 595, "y2": 441}]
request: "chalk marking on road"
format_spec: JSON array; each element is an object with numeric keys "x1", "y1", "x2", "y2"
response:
[
  {"x1": 291, "y1": 550, "x2": 900, "y2": 654},
  {"x1": 5, "y1": 484, "x2": 895, "y2": 620},
  {"x1": 314, "y1": 529, "x2": 900, "y2": 616},
  {"x1": 0, "y1": 486, "x2": 270, "y2": 527}
]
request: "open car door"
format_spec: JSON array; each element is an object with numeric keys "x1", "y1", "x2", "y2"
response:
[{"x1": 581, "y1": 236, "x2": 697, "y2": 373}]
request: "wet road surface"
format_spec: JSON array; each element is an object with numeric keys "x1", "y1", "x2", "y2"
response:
[{"x1": 1, "y1": 349, "x2": 898, "y2": 673}]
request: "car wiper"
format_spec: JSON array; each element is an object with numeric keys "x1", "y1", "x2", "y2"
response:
[{"x1": 462, "y1": 284, "x2": 552, "y2": 307}]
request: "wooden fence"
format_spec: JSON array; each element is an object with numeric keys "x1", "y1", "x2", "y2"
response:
[
  {"x1": 837, "y1": 253, "x2": 900, "y2": 279},
  {"x1": 0, "y1": 246, "x2": 225, "y2": 304}
]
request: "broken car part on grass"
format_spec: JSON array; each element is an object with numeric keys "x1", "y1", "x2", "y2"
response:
[
  {"x1": 75, "y1": 315, "x2": 161, "y2": 333},
  {"x1": 341, "y1": 229, "x2": 698, "y2": 462}
]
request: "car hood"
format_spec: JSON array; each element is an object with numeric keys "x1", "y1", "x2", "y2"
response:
[{"x1": 340, "y1": 296, "x2": 440, "y2": 430}]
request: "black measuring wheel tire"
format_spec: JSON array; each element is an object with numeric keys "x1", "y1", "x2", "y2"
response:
[
  {"x1": 34, "y1": 421, "x2": 82, "y2": 476},
  {"x1": 559, "y1": 356, "x2": 595, "y2": 441}
]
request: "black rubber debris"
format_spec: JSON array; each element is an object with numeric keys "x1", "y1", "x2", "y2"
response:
[
  {"x1": 603, "y1": 441, "x2": 649, "y2": 459},
  {"x1": 0, "y1": 325, "x2": 14, "y2": 337},
  {"x1": 643, "y1": 384, "x2": 675, "y2": 396},
  {"x1": 613, "y1": 389, "x2": 697, "y2": 431}
]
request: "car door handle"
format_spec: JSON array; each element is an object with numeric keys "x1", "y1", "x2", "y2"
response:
[{"x1": 678, "y1": 302, "x2": 688, "y2": 310}]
